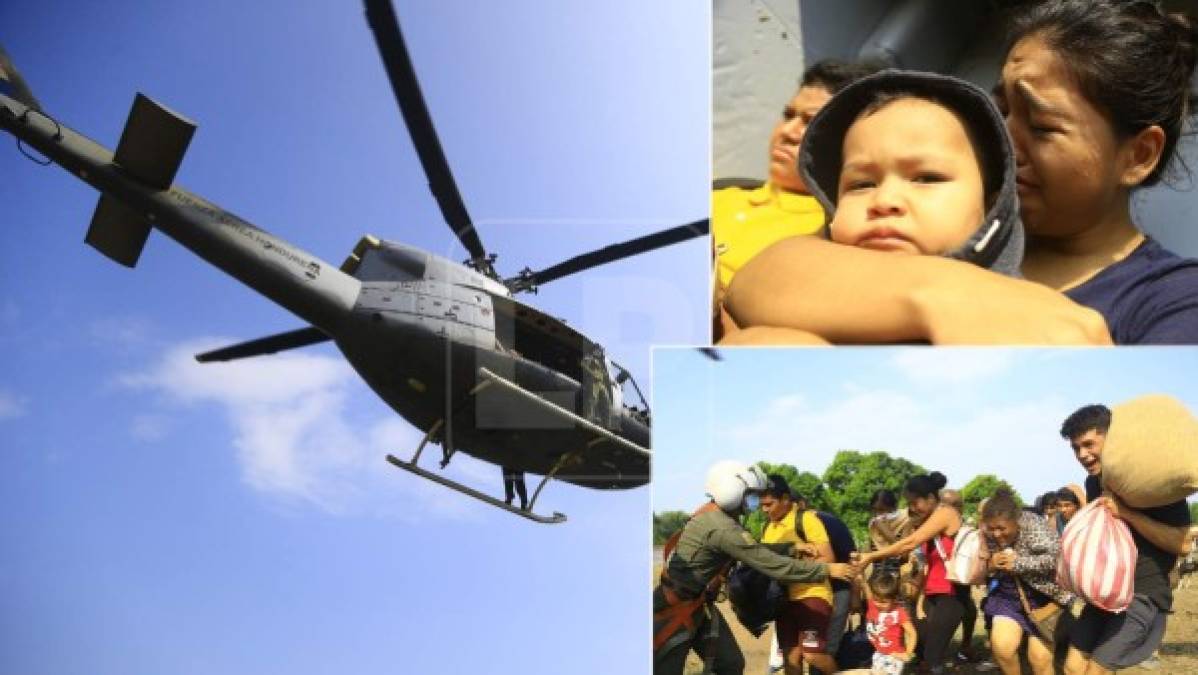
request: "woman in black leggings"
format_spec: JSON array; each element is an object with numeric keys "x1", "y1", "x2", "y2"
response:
[
  {"x1": 859, "y1": 473, "x2": 963, "y2": 675},
  {"x1": 940, "y1": 488, "x2": 983, "y2": 663}
]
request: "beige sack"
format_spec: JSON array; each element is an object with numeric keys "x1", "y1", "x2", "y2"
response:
[{"x1": 1102, "y1": 394, "x2": 1198, "y2": 508}]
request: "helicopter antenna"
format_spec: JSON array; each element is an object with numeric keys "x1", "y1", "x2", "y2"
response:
[
  {"x1": 364, "y1": 0, "x2": 497, "y2": 280},
  {"x1": 504, "y1": 219, "x2": 708, "y2": 294}
]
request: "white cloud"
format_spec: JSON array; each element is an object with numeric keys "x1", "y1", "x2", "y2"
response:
[
  {"x1": 889, "y1": 349, "x2": 1015, "y2": 385},
  {"x1": 0, "y1": 389, "x2": 28, "y2": 420},
  {"x1": 120, "y1": 339, "x2": 487, "y2": 520},
  {"x1": 119, "y1": 342, "x2": 350, "y2": 405},
  {"x1": 764, "y1": 394, "x2": 806, "y2": 419},
  {"x1": 726, "y1": 389, "x2": 924, "y2": 468}
]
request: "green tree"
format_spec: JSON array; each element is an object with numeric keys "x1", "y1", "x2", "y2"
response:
[
  {"x1": 1188, "y1": 501, "x2": 1198, "y2": 525},
  {"x1": 744, "y1": 510, "x2": 767, "y2": 541},
  {"x1": 960, "y1": 474, "x2": 1023, "y2": 521},
  {"x1": 790, "y1": 472, "x2": 831, "y2": 511},
  {"x1": 822, "y1": 450, "x2": 927, "y2": 543},
  {"x1": 653, "y1": 510, "x2": 689, "y2": 546},
  {"x1": 755, "y1": 461, "x2": 831, "y2": 510}
]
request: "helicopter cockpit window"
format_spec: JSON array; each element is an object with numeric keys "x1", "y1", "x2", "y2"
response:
[
  {"x1": 609, "y1": 361, "x2": 626, "y2": 408},
  {"x1": 355, "y1": 245, "x2": 427, "y2": 282},
  {"x1": 610, "y1": 360, "x2": 648, "y2": 413}
]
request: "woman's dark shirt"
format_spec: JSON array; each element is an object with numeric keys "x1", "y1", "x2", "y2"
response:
[{"x1": 1066, "y1": 238, "x2": 1198, "y2": 344}]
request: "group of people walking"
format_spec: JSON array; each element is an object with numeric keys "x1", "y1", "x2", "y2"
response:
[
  {"x1": 654, "y1": 403, "x2": 1192, "y2": 674},
  {"x1": 859, "y1": 476, "x2": 1080, "y2": 675}
]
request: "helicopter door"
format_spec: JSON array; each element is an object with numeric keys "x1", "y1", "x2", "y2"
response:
[{"x1": 579, "y1": 343, "x2": 615, "y2": 429}]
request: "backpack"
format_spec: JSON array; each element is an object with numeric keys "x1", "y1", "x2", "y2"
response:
[
  {"x1": 795, "y1": 509, "x2": 857, "y2": 591},
  {"x1": 795, "y1": 509, "x2": 858, "y2": 563},
  {"x1": 835, "y1": 623, "x2": 875, "y2": 669},
  {"x1": 729, "y1": 508, "x2": 855, "y2": 633},
  {"x1": 932, "y1": 525, "x2": 987, "y2": 586},
  {"x1": 726, "y1": 563, "x2": 787, "y2": 636}
]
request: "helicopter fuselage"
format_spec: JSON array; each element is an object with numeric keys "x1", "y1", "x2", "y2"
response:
[
  {"x1": 338, "y1": 241, "x2": 650, "y2": 489},
  {"x1": 0, "y1": 91, "x2": 649, "y2": 490}
]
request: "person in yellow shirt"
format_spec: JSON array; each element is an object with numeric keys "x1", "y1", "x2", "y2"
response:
[
  {"x1": 760, "y1": 474, "x2": 838, "y2": 675},
  {"x1": 712, "y1": 59, "x2": 882, "y2": 339}
]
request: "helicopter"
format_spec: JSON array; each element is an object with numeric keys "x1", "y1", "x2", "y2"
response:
[{"x1": 0, "y1": 0, "x2": 707, "y2": 524}]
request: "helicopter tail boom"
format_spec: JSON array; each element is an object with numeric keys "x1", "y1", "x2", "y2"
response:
[
  {"x1": 84, "y1": 94, "x2": 195, "y2": 267},
  {"x1": 0, "y1": 91, "x2": 362, "y2": 335}
]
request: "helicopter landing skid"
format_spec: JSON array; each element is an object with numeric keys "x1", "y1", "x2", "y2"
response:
[{"x1": 385, "y1": 455, "x2": 567, "y2": 524}]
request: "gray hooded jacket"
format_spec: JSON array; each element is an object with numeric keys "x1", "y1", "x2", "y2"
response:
[{"x1": 798, "y1": 69, "x2": 1024, "y2": 276}]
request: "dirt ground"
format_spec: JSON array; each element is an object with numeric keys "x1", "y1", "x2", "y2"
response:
[{"x1": 674, "y1": 584, "x2": 1198, "y2": 674}]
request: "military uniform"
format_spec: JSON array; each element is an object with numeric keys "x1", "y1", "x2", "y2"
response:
[
  {"x1": 654, "y1": 506, "x2": 831, "y2": 674},
  {"x1": 580, "y1": 346, "x2": 612, "y2": 425}
]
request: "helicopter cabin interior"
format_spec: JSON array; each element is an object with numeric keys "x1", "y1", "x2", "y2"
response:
[{"x1": 490, "y1": 294, "x2": 589, "y2": 386}]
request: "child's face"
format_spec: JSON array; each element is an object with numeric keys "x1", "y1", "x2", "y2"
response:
[
  {"x1": 873, "y1": 597, "x2": 894, "y2": 611},
  {"x1": 830, "y1": 97, "x2": 985, "y2": 256},
  {"x1": 1059, "y1": 500, "x2": 1078, "y2": 521}
]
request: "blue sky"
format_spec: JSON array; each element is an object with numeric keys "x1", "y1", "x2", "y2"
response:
[
  {"x1": 653, "y1": 348, "x2": 1198, "y2": 512},
  {"x1": 0, "y1": 2, "x2": 708, "y2": 673}
]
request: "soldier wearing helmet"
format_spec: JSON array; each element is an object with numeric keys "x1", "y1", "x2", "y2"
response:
[{"x1": 654, "y1": 461, "x2": 857, "y2": 674}]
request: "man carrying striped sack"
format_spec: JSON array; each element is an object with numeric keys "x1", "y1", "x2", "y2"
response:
[{"x1": 1058, "y1": 404, "x2": 1192, "y2": 674}]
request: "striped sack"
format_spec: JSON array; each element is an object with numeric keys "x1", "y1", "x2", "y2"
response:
[{"x1": 1057, "y1": 500, "x2": 1137, "y2": 613}]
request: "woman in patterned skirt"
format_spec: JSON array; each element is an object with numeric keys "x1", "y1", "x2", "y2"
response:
[{"x1": 979, "y1": 489, "x2": 1074, "y2": 675}]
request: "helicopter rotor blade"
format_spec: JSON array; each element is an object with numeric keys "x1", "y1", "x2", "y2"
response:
[
  {"x1": 0, "y1": 44, "x2": 41, "y2": 111},
  {"x1": 363, "y1": 0, "x2": 491, "y2": 272},
  {"x1": 195, "y1": 327, "x2": 330, "y2": 363},
  {"x1": 504, "y1": 219, "x2": 708, "y2": 293}
]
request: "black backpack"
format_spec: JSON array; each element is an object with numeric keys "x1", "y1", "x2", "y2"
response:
[
  {"x1": 795, "y1": 509, "x2": 857, "y2": 563},
  {"x1": 795, "y1": 509, "x2": 857, "y2": 591},
  {"x1": 835, "y1": 623, "x2": 875, "y2": 669},
  {"x1": 727, "y1": 509, "x2": 858, "y2": 634},
  {"x1": 726, "y1": 562, "x2": 787, "y2": 637}
]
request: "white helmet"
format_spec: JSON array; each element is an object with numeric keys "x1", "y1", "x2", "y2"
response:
[{"x1": 705, "y1": 460, "x2": 767, "y2": 512}]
